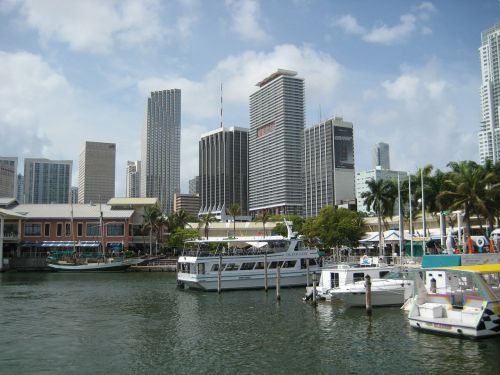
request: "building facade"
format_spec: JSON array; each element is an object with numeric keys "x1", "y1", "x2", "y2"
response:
[
  {"x1": 479, "y1": 22, "x2": 500, "y2": 164},
  {"x1": 188, "y1": 176, "x2": 200, "y2": 195},
  {"x1": 372, "y1": 142, "x2": 390, "y2": 169},
  {"x1": 199, "y1": 126, "x2": 249, "y2": 217},
  {"x1": 141, "y1": 89, "x2": 181, "y2": 214},
  {"x1": 126, "y1": 160, "x2": 141, "y2": 198},
  {"x1": 355, "y1": 167, "x2": 407, "y2": 213},
  {"x1": 71, "y1": 187, "x2": 78, "y2": 204},
  {"x1": 16, "y1": 174, "x2": 24, "y2": 203},
  {"x1": 174, "y1": 193, "x2": 200, "y2": 217},
  {"x1": 24, "y1": 158, "x2": 72, "y2": 204},
  {"x1": 249, "y1": 69, "x2": 304, "y2": 216},
  {"x1": 304, "y1": 117, "x2": 355, "y2": 217},
  {"x1": 78, "y1": 141, "x2": 116, "y2": 204},
  {"x1": 0, "y1": 157, "x2": 17, "y2": 198}
]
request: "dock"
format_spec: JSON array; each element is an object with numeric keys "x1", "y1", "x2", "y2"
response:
[{"x1": 128, "y1": 258, "x2": 177, "y2": 272}]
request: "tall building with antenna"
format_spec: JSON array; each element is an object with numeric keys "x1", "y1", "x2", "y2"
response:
[{"x1": 141, "y1": 89, "x2": 181, "y2": 214}]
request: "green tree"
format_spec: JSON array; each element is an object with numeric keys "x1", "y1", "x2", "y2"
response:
[
  {"x1": 168, "y1": 228, "x2": 199, "y2": 249},
  {"x1": 272, "y1": 215, "x2": 305, "y2": 237},
  {"x1": 361, "y1": 178, "x2": 394, "y2": 256},
  {"x1": 142, "y1": 204, "x2": 162, "y2": 256},
  {"x1": 227, "y1": 203, "x2": 241, "y2": 238},
  {"x1": 199, "y1": 211, "x2": 217, "y2": 239}
]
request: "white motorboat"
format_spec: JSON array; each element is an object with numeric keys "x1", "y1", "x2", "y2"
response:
[
  {"x1": 407, "y1": 264, "x2": 500, "y2": 338},
  {"x1": 306, "y1": 257, "x2": 398, "y2": 301},
  {"x1": 176, "y1": 221, "x2": 320, "y2": 291},
  {"x1": 326, "y1": 271, "x2": 414, "y2": 307}
]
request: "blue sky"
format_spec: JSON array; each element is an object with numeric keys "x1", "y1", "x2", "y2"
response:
[{"x1": 0, "y1": 0, "x2": 498, "y2": 195}]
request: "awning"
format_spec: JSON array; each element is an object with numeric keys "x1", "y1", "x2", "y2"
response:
[
  {"x1": 41, "y1": 241, "x2": 77, "y2": 247},
  {"x1": 78, "y1": 241, "x2": 100, "y2": 248}
]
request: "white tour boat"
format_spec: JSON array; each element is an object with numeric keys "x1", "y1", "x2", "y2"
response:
[
  {"x1": 407, "y1": 264, "x2": 500, "y2": 338},
  {"x1": 176, "y1": 222, "x2": 320, "y2": 291},
  {"x1": 306, "y1": 256, "x2": 398, "y2": 302},
  {"x1": 326, "y1": 270, "x2": 414, "y2": 307}
]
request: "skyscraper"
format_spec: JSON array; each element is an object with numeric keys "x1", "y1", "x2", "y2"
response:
[
  {"x1": 78, "y1": 141, "x2": 116, "y2": 204},
  {"x1": 141, "y1": 89, "x2": 181, "y2": 214},
  {"x1": 0, "y1": 157, "x2": 17, "y2": 198},
  {"x1": 126, "y1": 160, "x2": 141, "y2": 198},
  {"x1": 479, "y1": 22, "x2": 500, "y2": 164},
  {"x1": 304, "y1": 117, "x2": 355, "y2": 217},
  {"x1": 16, "y1": 173, "x2": 24, "y2": 203},
  {"x1": 188, "y1": 176, "x2": 200, "y2": 195},
  {"x1": 24, "y1": 158, "x2": 72, "y2": 204},
  {"x1": 199, "y1": 126, "x2": 249, "y2": 218},
  {"x1": 249, "y1": 69, "x2": 304, "y2": 216},
  {"x1": 372, "y1": 142, "x2": 390, "y2": 170}
]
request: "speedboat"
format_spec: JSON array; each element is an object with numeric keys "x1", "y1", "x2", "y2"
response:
[
  {"x1": 407, "y1": 264, "x2": 500, "y2": 338},
  {"x1": 176, "y1": 221, "x2": 320, "y2": 291}
]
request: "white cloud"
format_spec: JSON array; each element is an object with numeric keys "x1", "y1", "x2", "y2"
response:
[
  {"x1": 333, "y1": 2, "x2": 435, "y2": 45},
  {"x1": 11, "y1": 0, "x2": 197, "y2": 53},
  {"x1": 225, "y1": 0, "x2": 269, "y2": 42}
]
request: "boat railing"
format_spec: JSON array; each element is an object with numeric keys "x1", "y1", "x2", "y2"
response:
[{"x1": 181, "y1": 246, "x2": 290, "y2": 257}]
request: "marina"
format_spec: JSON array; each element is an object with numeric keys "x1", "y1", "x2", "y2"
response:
[{"x1": 1, "y1": 271, "x2": 499, "y2": 374}]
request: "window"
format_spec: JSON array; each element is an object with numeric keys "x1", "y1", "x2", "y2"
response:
[
  {"x1": 65, "y1": 223, "x2": 71, "y2": 237},
  {"x1": 86, "y1": 223, "x2": 101, "y2": 237},
  {"x1": 282, "y1": 260, "x2": 296, "y2": 268},
  {"x1": 353, "y1": 273, "x2": 365, "y2": 283},
  {"x1": 77, "y1": 223, "x2": 83, "y2": 237},
  {"x1": 24, "y1": 223, "x2": 41, "y2": 236},
  {"x1": 56, "y1": 223, "x2": 63, "y2": 237},
  {"x1": 255, "y1": 262, "x2": 265, "y2": 269},
  {"x1": 241, "y1": 262, "x2": 255, "y2": 270},
  {"x1": 211, "y1": 264, "x2": 225, "y2": 272},
  {"x1": 44, "y1": 223, "x2": 50, "y2": 237},
  {"x1": 379, "y1": 271, "x2": 389, "y2": 278},
  {"x1": 106, "y1": 223, "x2": 124, "y2": 236},
  {"x1": 330, "y1": 272, "x2": 339, "y2": 288},
  {"x1": 224, "y1": 263, "x2": 239, "y2": 271},
  {"x1": 197, "y1": 263, "x2": 205, "y2": 275}
]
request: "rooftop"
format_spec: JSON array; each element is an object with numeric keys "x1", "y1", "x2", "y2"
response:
[{"x1": 255, "y1": 69, "x2": 298, "y2": 87}]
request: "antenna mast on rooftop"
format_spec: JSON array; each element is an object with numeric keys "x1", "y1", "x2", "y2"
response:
[{"x1": 220, "y1": 82, "x2": 223, "y2": 128}]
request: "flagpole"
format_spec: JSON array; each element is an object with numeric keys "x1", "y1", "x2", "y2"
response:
[
  {"x1": 397, "y1": 174, "x2": 404, "y2": 264},
  {"x1": 408, "y1": 172, "x2": 414, "y2": 261},
  {"x1": 421, "y1": 169, "x2": 426, "y2": 255}
]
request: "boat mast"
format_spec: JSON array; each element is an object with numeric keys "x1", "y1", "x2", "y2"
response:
[{"x1": 100, "y1": 198, "x2": 106, "y2": 260}]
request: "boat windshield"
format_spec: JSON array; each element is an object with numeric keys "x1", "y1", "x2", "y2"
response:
[{"x1": 381, "y1": 271, "x2": 409, "y2": 280}]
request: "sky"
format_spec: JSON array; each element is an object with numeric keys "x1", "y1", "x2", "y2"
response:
[{"x1": 0, "y1": 0, "x2": 499, "y2": 196}]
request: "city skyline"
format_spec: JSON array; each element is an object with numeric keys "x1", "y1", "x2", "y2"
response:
[{"x1": 0, "y1": 1, "x2": 498, "y2": 195}]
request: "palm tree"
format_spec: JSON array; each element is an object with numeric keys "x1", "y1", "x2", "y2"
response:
[
  {"x1": 170, "y1": 209, "x2": 190, "y2": 231},
  {"x1": 227, "y1": 203, "x2": 241, "y2": 238},
  {"x1": 155, "y1": 214, "x2": 169, "y2": 253},
  {"x1": 360, "y1": 179, "x2": 394, "y2": 256},
  {"x1": 257, "y1": 212, "x2": 271, "y2": 238},
  {"x1": 199, "y1": 211, "x2": 217, "y2": 239},
  {"x1": 142, "y1": 205, "x2": 161, "y2": 256},
  {"x1": 480, "y1": 160, "x2": 500, "y2": 233}
]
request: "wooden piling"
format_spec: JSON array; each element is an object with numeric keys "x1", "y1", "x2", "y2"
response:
[
  {"x1": 264, "y1": 250, "x2": 268, "y2": 292},
  {"x1": 217, "y1": 253, "x2": 222, "y2": 294},
  {"x1": 430, "y1": 278, "x2": 436, "y2": 293},
  {"x1": 312, "y1": 272, "x2": 317, "y2": 306},
  {"x1": 276, "y1": 263, "x2": 281, "y2": 301},
  {"x1": 365, "y1": 275, "x2": 372, "y2": 315},
  {"x1": 306, "y1": 259, "x2": 310, "y2": 287}
]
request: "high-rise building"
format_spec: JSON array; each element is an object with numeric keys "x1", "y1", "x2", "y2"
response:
[
  {"x1": 479, "y1": 22, "x2": 500, "y2": 164},
  {"x1": 0, "y1": 157, "x2": 17, "y2": 198},
  {"x1": 71, "y1": 187, "x2": 79, "y2": 204},
  {"x1": 355, "y1": 167, "x2": 407, "y2": 214},
  {"x1": 17, "y1": 173, "x2": 24, "y2": 203},
  {"x1": 249, "y1": 69, "x2": 304, "y2": 216},
  {"x1": 141, "y1": 89, "x2": 181, "y2": 214},
  {"x1": 24, "y1": 158, "x2": 72, "y2": 204},
  {"x1": 126, "y1": 160, "x2": 141, "y2": 198},
  {"x1": 78, "y1": 141, "x2": 116, "y2": 204},
  {"x1": 372, "y1": 142, "x2": 390, "y2": 170},
  {"x1": 199, "y1": 126, "x2": 249, "y2": 218},
  {"x1": 188, "y1": 176, "x2": 200, "y2": 195},
  {"x1": 174, "y1": 193, "x2": 200, "y2": 217},
  {"x1": 304, "y1": 117, "x2": 355, "y2": 217}
]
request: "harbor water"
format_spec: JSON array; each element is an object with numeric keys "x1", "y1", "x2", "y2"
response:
[{"x1": 1, "y1": 272, "x2": 499, "y2": 374}]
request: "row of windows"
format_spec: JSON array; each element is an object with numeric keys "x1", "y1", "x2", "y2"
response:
[{"x1": 23, "y1": 222, "x2": 125, "y2": 237}]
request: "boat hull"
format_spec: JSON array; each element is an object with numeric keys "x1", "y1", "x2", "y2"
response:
[
  {"x1": 333, "y1": 289, "x2": 408, "y2": 307},
  {"x1": 47, "y1": 261, "x2": 131, "y2": 272}
]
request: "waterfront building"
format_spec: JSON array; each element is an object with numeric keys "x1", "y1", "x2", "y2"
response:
[
  {"x1": 355, "y1": 167, "x2": 407, "y2": 213},
  {"x1": 174, "y1": 193, "x2": 200, "y2": 217},
  {"x1": 304, "y1": 117, "x2": 355, "y2": 217},
  {"x1": 23, "y1": 158, "x2": 72, "y2": 204},
  {"x1": 0, "y1": 157, "x2": 17, "y2": 198},
  {"x1": 372, "y1": 142, "x2": 390, "y2": 169},
  {"x1": 249, "y1": 69, "x2": 304, "y2": 216},
  {"x1": 479, "y1": 22, "x2": 500, "y2": 164},
  {"x1": 188, "y1": 176, "x2": 200, "y2": 195},
  {"x1": 126, "y1": 160, "x2": 141, "y2": 198},
  {"x1": 199, "y1": 126, "x2": 249, "y2": 219},
  {"x1": 16, "y1": 174, "x2": 24, "y2": 203},
  {"x1": 141, "y1": 89, "x2": 181, "y2": 214},
  {"x1": 78, "y1": 141, "x2": 116, "y2": 204}
]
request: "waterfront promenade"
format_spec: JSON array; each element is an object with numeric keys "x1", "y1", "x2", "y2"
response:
[{"x1": 1, "y1": 272, "x2": 498, "y2": 374}]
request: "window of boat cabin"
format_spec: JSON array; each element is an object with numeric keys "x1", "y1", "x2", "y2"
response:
[
  {"x1": 197, "y1": 263, "x2": 205, "y2": 274},
  {"x1": 330, "y1": 273, "x2": 339, "y2": 288},
  {"x1": 269, "y1": 261, "x2": 284, "y2": 269},
  {"x1": 255, "y1": 262, "x2": 265, "y2": 269},
  {"x1": 56, "y1": 223, "x2": 63, "y2": 237},
  {"x1": 379, "y1": 271, "x2": 389, "y2": 278},
  {"x1": 300, "y1": 259, "x2": 317, "y2": 269},
  {"x1": 224, "y1": 263, "x2": 239, "y2": 271},
  {"x1": 282, "y1": 260, "x2": 297, "y2": 268},
  {"x1": 211, "y1": 264, "x2": 226, "y2": 272},
  {"x1": 353, "y1": 273, "x2": 365, "y2": 283},
  {"x1": 241, "y1": 262, "x2": 255, "y2": 270}
]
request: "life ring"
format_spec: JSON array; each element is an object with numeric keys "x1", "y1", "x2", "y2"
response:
[{"x1": 476, "y1": 237, "x2": 485, "y2": 247}]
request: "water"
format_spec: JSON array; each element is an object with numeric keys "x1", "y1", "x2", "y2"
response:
[{"x1": 1, "y1": 272, "x2": 499, "y2": 375}]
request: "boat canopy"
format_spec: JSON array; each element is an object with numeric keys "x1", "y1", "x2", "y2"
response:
[{"x1": 445, "y1": 264, "x2": 500, "y2": 273}]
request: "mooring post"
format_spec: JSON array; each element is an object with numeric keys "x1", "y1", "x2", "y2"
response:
[
  {"x1": 217, "y1": 253, "x2": 222, "y2": 294},
  {"x1": 264, "y1": 250, "x2": 268, "y2": 292},
  {"x1": 365, "y1": 275, "x2": 372, "y2": 315},
  {"x1": 306, "y1": 258, "x2": 310, "y2": 287},
  {"x1": 276, "y1": 263, "x2": 281, "y2": 301},
  {"x1": 430, "y1": 278, "x2": 436, "y2": 293},
  {"x1": 312, "y1": 271, "x2": 317, "y2": 306}
]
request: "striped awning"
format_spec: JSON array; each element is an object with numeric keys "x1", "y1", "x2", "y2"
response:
[
  {"x1": 41, "y1": 241, "x2": 100, "y2": 248},
  {"x1": 78, "y1": 241, "x2": 100, "y2": 248}
]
